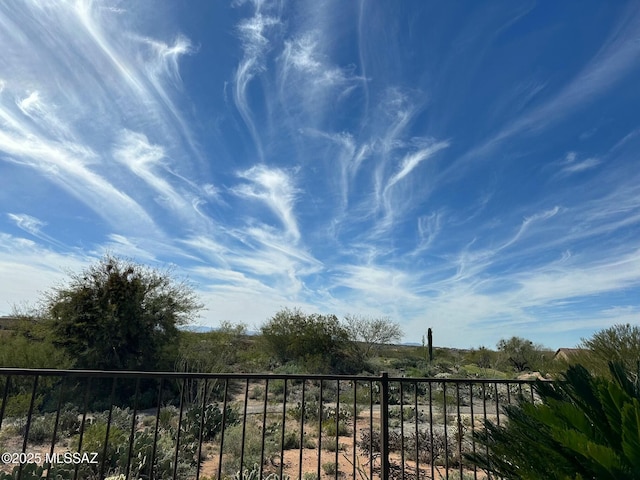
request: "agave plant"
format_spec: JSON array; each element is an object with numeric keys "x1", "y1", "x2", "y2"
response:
[{"x1": 466, "y1": 361, "x2": 640, "y2": 480}]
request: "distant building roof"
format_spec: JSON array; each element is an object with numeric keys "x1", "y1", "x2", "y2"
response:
[
  {"x1": 0, "y1": 316, "x2": 19, "y2": 330},
  {"x1": 554, "y1": 348, "x2": 586, "y2": 361}
]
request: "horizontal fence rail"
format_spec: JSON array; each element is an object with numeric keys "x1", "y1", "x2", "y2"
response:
[{"x1": 0, "y1": 369, "x2": 537, "y2": 480}]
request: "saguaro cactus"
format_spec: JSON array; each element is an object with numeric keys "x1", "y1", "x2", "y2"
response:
[{"x1": 427, "y1": 327, "x2": 433, "y2": 362}]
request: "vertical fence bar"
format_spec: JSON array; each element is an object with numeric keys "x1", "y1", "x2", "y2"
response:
[
  {"x1": 428, "y1": 381, "x2": 434, "y2": 480},
  {"x1": 98, "y1": 377, "x2": 118, "y2": 480},
  {"x1": 380, "y1": 372, "x2": 389, "y2": 480},
  {"x1": 317, "y1": 379, "x2": 323, "y2": 480},
  {"x1": 149, "y1": 378, "x2": 165, "y2": 480},
  {"x1": 456, "y1": 383, "x2": 463, "y2": 479},
  {"x1": 469, "y1": 383, "x2": 477, "y2": 480},
  {"x1": 279, "y1": 379, "x2": 288, "y2": 480},
  {"x1": 530, "y1": 383, "x2": 535, "y2": 403},
  {"x1": 217, "y1": 379, "x2": 230, "y2": 480},
  {"x1": 125, "y1": 378, "x2": 141, "y2": 479},
  {"x1": 17, "y1": 374, "x2": 39, "y2": 479},
  {"x1": 239, "y1": 378, "x2": 250, "y2": 480},
  {"x1": 443, "y1": 382, "x2": 449, "y2": 480},
  {"x1": 335, "y1": 379, "x2": 340, "y2": 480},
  {"x1": 369, "y1": 380, "x2": 373, "y2": 480},
  {"x1": 21, "y1": 374, "x2": 39, "y2": 452},
  {"x1": 299, "y1": 380, "x2": 306, "y2": 480},
  {"x1": 47, "y1": 377, "x2": 67, "y2": 480},
  {"x1": 173, "y1": 377, "x2": 187, "y2": 480},
  {"x1": 195, "y1": 378, "x2": 209, "y2": 480},
  {"x1": 0, "y1": 375, "x2": 10, "y2": 431},
  {"x1": 74, "y1": 376, "x2": 93, "y2": 480},
  {"x1": 518, "y1": 382, "x2": 523, "y2": 400},
  {"x1": 414, "y1": 381, "x2": 419, "y2": 480},
  {"x1": 260, "y1": 378, "x2": 269, "y2": 480},
  {"x1": 399, "y1": 381, "x2": 405, "y2": 480},
  {"x1": 0, "y1": 375, "x2": 13, "y2": 428},
  {"x1": 482, "y1": 383, "x2": 490, "y2": 478},
  {"x1": 494, "y1": 382, "x2": 500, "y2": 427},
  {"x1": 352, "y1": 381, "x2": 357, "y2": 480}
]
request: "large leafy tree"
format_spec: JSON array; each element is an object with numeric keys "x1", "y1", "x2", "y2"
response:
[
  {"x1": 343, "y1": 314, "x2": 403, "y2": 359},
  {"x1": 577, "y1": 323, "x2": 640, "y2": 380},
  {"x1": 43, "y1": 255, "x2": 202, "y2": 370},
  {"x1": 497, "y1": 336, "x2": 547, "y2": 372},
  {"x1": 260, "y1": 307, "x2": 361, "y2": 373},
  {"x1": 467, "y1": 362, "x2": 640, "y2": 479}
]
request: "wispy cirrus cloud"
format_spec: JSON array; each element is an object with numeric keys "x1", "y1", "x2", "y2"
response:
[
  {"x1": 0, "y1": 1, "x2": 204, "y2": 238},
  {"x1": 231, "y1": 165, "x2": 301, "y2": 241},
  {"x1": 557, "y1": 152, "x2": 602, "y2": 176},
  {"x1": 7, "y1": 213, "x2": 47, "y2": 238},
  {"x1": 233, "y1": 1, "x2": 280, "y2": 160},
  {"x1": 453, "y1": 3, "x2": 640, "y2": 173}
]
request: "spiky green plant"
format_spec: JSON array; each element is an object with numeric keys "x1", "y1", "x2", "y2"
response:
[{"x1": 466, "y1": 361, "x2": 640, "y2": 479}]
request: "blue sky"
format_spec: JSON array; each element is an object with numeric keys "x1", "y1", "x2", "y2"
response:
[{"x1": 1, "y1": 1, "x2": 639, "y2": 350}]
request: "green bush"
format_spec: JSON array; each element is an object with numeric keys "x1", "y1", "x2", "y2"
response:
[
  {"x1": 281, "y1": 430, "x2": 300, "y2": 450},
  {"x1": 322, "y1": 419, "x2": 350, "y2": 437},
  {"x1": 260, "y1": 308, "x2": 362, "y2": 373},
  {"x1": 576, "y1": 323, "x2": 640, "y2": 379},
  {"x1": 467, "y1": 362, "x2": 640, "y2": 479},
  {"x1": 16, "y1": 406, "x2": 80, "y2": 444},
  {"x1": 322, "y1": 438, "x2": 346, "y2": 452},
  {"x1": 221, "y1": 419, "x2": 280, "y2": 476},
  {"x1": 1, "y1": 393, "x2": 43, "y2": 418},
  {"x1": 0, "y1": 331, "x2": 72, "y2": 369},
  {"x1": 66, "y1": 419, "x2": 198, "y2": 480},
  {"x1": 181, "y1": 403, "x2": 240, "y2": 442},
  {"x1": 322, "y1": 462, "x2": 337, "y2": 476}
]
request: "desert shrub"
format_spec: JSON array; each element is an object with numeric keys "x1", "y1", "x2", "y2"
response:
[
  {"x1": 249, "y1": 385, "x2": 264, "y2": 400},
  {"x1": 1, "y1": 392, "x2": 43, "y2": 419},
  {"x1": 576, "y1": 323, "x2": 640, "y2": 379},
  {"x1": 388, "y1": 406, "x2": 428, "y2": 422},
  {"x1": 41, "y1": 256, "x2": 202, "y2": 372},
  {"x1": 0, "y1": 463, "x2": 74, "y2": 480},
  {"x1": 322, "y1": 419, "x2": 350, "y2": 437},
  {"x1": 322, "y1": 462, "x2": 337, "y2": 476},
  {"x1": 90, "y1": 406, "x2": 136, "y2": 434},
  {"x1": 303, "y1": 436, "x2": 317, "y2": 449},
  {"x1": 322, "y1": 438, "x2": 346, "y2": 452},
  {"x1": 232, "y1": 464, "x2": 290, "y2": 480},
  {"x1": 339, "y1": 381, "x2": 374, "y2": 406},
  {"x1": 0, "y1": 319, "x2": 73, "y2": 370},
  {"x1": 158, "y1": 405, "x2": 179, "y2": 430},
  {"x1": 221, "y1": 419, "x2": 280, "y2": 476},
  {"x1": 181, "y1": 403, "x2": 240, "y2": 441},
  {"x1": 496, "y1": 337, "x2": 550, "y2": 373},
  {"x1": 128, "y1": 427, "x2": 197, "y2": 480},
  {"x1": 18, "y1": 410, "x2": 80, "y2": 444},
  {"x1": 260, "y1": 308, "x2": 362, "y2": 373},
  {"x1": 464, "y1": 346, "x2": 498, "y2": 369},
  {"x1": 67, "y1": 420, "x2": 197, "y2": 480},
  {"x1": 287, "y1": 401, "x2": 353, "y2": 425},
  {"x1": 281, "y1": 430, "x2": 301, "y2": 450},
  {"x1": 357, "y1": 427, "x2": 459, "y2": 466}
]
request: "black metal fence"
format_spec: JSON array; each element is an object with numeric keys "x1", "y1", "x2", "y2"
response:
[{"x1": 0, "y1": 368, "x2": 536, "y2": 480}]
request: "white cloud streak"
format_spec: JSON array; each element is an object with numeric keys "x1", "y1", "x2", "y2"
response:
[
  {"x1": 232, "y1": 165, "x2": 301, "y2": 241},
  {"x1": 233, "y1": 3, "x2": 280, "y2": 160}
]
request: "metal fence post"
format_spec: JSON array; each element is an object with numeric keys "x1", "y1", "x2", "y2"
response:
[{"x1": 380, "y1": 372, "x2": 390, "y2": 480}]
